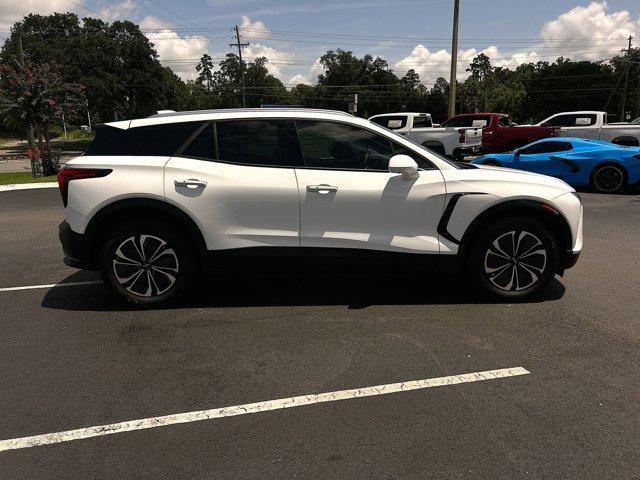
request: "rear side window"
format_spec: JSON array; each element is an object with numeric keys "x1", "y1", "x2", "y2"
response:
[
  {"x1": 85, "y1": 122, "x2": 204, "y2": 156},
  {"x1": 370, "y1": 116, "x2": 407, "y2": 130},
  {"x1": 181, "y1": 123, "x2": 216, "y2": 160},
  {"x1": 215, "y1": 120, "x2": 302, "y2": 167},
  {"x1": 412, "y1": 116, "x2": 433, "y2": 128}
]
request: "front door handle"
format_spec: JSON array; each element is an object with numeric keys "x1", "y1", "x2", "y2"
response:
[
  {"x1": 175, "y1": 179, "x2": 207, "y2": 189},
  {"x1": 307, "y1": 184, "x2": 338, "y2": 194}
]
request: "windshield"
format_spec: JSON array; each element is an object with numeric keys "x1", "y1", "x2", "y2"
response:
[{"x1": 371, "y1": 122, "x2": 460, "y2": 168}]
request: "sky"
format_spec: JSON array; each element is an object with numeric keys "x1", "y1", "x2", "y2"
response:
[{"x1": 1, "y1": 0, "x2": 640, "y2": 86}]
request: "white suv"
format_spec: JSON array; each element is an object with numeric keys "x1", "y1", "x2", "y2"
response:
[{"x1": 58, "y1": 108, "x2": 583, "y2": 305}]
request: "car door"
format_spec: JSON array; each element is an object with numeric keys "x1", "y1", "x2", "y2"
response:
[
  {"x1": 164, "y1": 119, "x2": 303, "y2": 251},
  {"x1": 515, "y1": 141, "x2": 576, "y2": 179},
  {"x1": 293, "y1": 119, "x2": 446, "y2": 254}
]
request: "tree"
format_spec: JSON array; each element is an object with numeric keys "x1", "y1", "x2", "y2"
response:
[
  {"x1": 195, "y1": 53, "x2": 214, "y2": 91},
  {"x1": 0, "y1": 61, "x2": 84, "y2": 176}
]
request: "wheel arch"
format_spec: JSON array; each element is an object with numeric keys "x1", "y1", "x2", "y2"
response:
[
  {"x1": 457, "y1": 199, "x2": 573, "y2": 268},
  {"x1": 84, "y1": 198, "x2": 208, "y2": 264},
  {"x1": 611, "y1": 136, "x2": 639, "y2": 147}
]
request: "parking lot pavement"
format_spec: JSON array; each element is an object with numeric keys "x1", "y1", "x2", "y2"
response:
[{"x1": 0, "y1": 189, "x2": 639, "y2": 479}]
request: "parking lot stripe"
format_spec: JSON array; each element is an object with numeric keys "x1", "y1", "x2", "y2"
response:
[
  {"x1": 0, "y1": 280, "x2": 102, "y2": 292},
  {"x1": 0, "y1": 366, "x2": 528, "y2": 453}
]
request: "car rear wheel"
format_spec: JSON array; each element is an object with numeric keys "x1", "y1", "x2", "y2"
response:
[
  {"x1": 99, "y1": 220, "x2": 197, "y2": 306},
  {"x1": 468, "y1": 218, "x2": 559, "y2": 299},
  {"x1": 591, "y1": 164, "x2": 626, "y2": 193}
]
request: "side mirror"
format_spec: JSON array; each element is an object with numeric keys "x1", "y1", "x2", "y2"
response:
[
  {"x1": 389, "y1": 154, "x2": 419, "y2": 180},
  {"x1": 513, "y1": 149, "x2": 521, "y2": 158}
]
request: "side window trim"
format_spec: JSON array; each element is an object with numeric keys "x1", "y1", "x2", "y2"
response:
[{"x1": 175, "y1": 122, "x2": 210, "y2": 158}]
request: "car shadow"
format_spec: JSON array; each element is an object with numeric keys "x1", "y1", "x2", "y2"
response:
[{"x1": 41, "y1": 269, "x2": 566, "y2": 312}]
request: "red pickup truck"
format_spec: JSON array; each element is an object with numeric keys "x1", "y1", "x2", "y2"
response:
[{"x1": 440, "y1": 113, "x2": 558, "y2": 154}]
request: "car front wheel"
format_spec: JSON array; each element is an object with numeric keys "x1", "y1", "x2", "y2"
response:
[
  {"x1": 99, "y1": 220, "x2": 197, "y2": 306},
  {"x1": 469, "y1": 218, "x2": 559, "y2": 299}
]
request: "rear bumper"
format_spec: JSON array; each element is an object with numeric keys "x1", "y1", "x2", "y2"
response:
[{"x1": 59, "y1": 221, "x2": 98, "y2": 271}]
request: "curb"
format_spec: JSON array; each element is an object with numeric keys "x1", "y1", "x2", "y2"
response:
[{"x1": 0, "y1": 182, "x2": 58, "y2": 192}]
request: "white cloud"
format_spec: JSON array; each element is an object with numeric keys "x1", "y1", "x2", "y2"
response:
[
  {"x1": 395, "y1": 1, "x2": 639, "y2": 86},
  {"x1": 288, "y1": 73, "x2": 310, "y2": 85},
  {"x1": 0, "y1": 0, "x2": 78, "y2": 31},
  {"x1": 98, "y1": 0, "x2": 136, "y2": 23},
  {"x1": 239, "y1": 15, "x2": 270, "y2": 38},
  {"x1": 243, "y1": 42, "x2": 294, "y2": 80}
]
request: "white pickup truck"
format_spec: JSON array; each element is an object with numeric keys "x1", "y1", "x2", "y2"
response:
[
  {"x1": 536, "y1": 111, "x2": 640, "y2": 146},
  {"x1": 368, "y1": 112, "x2": 483, "y2": 160}
]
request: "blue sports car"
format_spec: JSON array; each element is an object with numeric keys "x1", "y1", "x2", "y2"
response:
[{"x1": 471, "y1": 137, "x2": 640, "y2": 193}]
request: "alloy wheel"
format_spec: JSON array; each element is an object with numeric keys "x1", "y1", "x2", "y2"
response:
[
  {"x1": 483, "y1": 230, "x2": 547, "y2": 292},
  {"x1": 594, "y1": 166, "x2": 624, "y2": 193},
  {"x1": 112, "y1": 234, "x2": 180, "y2": 297}
]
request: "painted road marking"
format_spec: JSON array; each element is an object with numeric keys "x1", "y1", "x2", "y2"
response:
[
  {"x1": 0, "y1": 280, "x2": 102, "y2": 292},
  {"x1": 0, "y1": 367, "x2": 529, "y2": 452}
]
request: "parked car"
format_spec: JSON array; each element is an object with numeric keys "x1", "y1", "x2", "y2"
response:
[
  {"x1": 58, "y1": 108, "x2": 582, "y2": 305},
  {"x1": 471, "y1": 137, "x2": 640, "y2": 193},
  {"x1": 536, "y1": 111, "x2": 640, "y2": 146},
  {"x1": 368, "y1": 112, "x2": 482, "y2": 160},
  {"x1": 440, "y1": 113, "x2": 558, "y2": 154}
]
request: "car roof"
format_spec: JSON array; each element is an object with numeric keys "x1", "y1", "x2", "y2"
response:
[
  {"x1": 105, "y1": 108, "x2": 355, "y2": 130},
  {"x1": 529, "y1": 136, "x2": 620, "y2": 148},
  {"x1": 369, "y1": 112, "x2": 430, "y2": 118}
]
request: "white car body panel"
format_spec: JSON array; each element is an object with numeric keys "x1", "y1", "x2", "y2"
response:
[
  {"x1": 164, "y1": 157, "x2": 301, "y2": 249},
  {"x1": 295, "y1": 168, "x2": 446, "y2": 253},
  {"x1": 64, "y1": 156, "x2": 168, "y2": 233}
]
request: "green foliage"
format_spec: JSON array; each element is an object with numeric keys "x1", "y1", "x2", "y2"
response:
[{"x1": 0, "y1": 172, "x2": 57, "y2": 185}]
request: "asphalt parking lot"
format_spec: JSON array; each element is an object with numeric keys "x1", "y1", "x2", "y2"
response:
[{"x1": 1, "y1": 188, "x2": 639, "y2": 479}]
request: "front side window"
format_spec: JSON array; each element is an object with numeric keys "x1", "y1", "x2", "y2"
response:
[
  {"x1": 543, "y1": 114, "x2": 596, "y2": 127},
  {"x1": 296, "y1": 120, "x2": 394, "y2": 171}
]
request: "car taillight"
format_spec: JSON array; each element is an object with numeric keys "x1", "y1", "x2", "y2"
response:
[
  {"x1": 458, "y1": 128, "x2": 466, "y2": 143},
  {"x1": 57, "y1": 168, "x2": 112, "y2": 207}
]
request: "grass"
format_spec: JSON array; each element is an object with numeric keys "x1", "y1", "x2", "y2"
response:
[{"x1": 0, "y1": 172, "x2": 57, "y2": 185}]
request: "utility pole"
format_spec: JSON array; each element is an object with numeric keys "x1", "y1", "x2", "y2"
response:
[
  {"x1": 448, "y1": 0, "x2": 460, "y2": 118},
  {"x1": 230, "y1": 25, "x2": 249, "y2": 108},
  {"x1": 620, "y1": 35, "x2": 633, "y2": 121}
]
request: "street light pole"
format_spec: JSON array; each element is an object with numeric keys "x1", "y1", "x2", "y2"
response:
[{"x1": 448, "y1": 0, "x2": 460, "y2": 118}]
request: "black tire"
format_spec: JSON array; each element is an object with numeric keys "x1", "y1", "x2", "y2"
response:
[
  {"x1": 591, "y1": 163, "x2": 627, "y2": 193},
  {"x1": 424, "y1": 143, "x2": 446, "y2": 156},
  {"x1": 99, "y1": 219, "x2": 197, "y2": 306},
  {"x1": 467, "y1": 217, "x2": 559, "y2": 299}
]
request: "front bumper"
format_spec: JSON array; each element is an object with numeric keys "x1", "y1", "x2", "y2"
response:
[
  {"x1": 562, "y1": 250, "x2": 581, "y2": 271},
  {"x1": 59, "y1": 221, "x2": 98, "y2": 270}
]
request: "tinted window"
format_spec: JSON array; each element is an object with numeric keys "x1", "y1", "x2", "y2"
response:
[
  {"x1": 181, "y1": 123, "x2": 215, "y2": 160},
  {"x1": 85, "y1": 122, "x2": 203, "y2": 156},
  {"x1": 442, "y1": 116, "x2": 491, "y2": 128},
  {"x1": 498, "y1": 116, "x2": 515, "y2": 127},
  {"x1": 390, "y1": 142, "x2": 436, "y2": 170},
  {"x1": 544, "y1": 114, "x2": 597, "y2": 127},
  {"x1": 370, "y1": 115, "x2": 407, "y2": 130},
  {"x1": 520, "y1": 141, "x2": 573, "y2": 154},
  {"x1": 215, "y1": 120, "x2": 301, "y2": 167},
  {"x1": 412, "y1": 116, "x2": 433, "y2": 128},
  {"x1": 296, "y1": 120, "x2": 393, "y2": 171}
]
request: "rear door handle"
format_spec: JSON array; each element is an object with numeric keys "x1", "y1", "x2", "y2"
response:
[
  {"x1": 307, "y1": 184, "x2": 338, "y2": 194},
  {"x1": 175, "y1": 179, "x2": 207, "y2": 188}
]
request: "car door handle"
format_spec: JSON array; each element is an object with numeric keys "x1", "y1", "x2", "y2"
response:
[
  {"x1": 174, "y1": 179, "x2": 207, "y2": 188},
  {"x1": 307, "y1": 184, "x2": 338, "y2": 194}
]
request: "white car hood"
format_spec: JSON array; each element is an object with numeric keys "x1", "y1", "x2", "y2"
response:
[{"x1": 465, "y1": 163, "x2": 575, "y2": 195}]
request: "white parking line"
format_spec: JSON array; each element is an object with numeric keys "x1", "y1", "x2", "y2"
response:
[
  {"x1": 0, "y1": 182, "x2": 58, "y2": 192},
  {"x1": 0, "y1": 366, "x2": 528, "y2": 452},
  {"x1": 0, "y1": 280, "x2": 102, "y2": 292}
]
